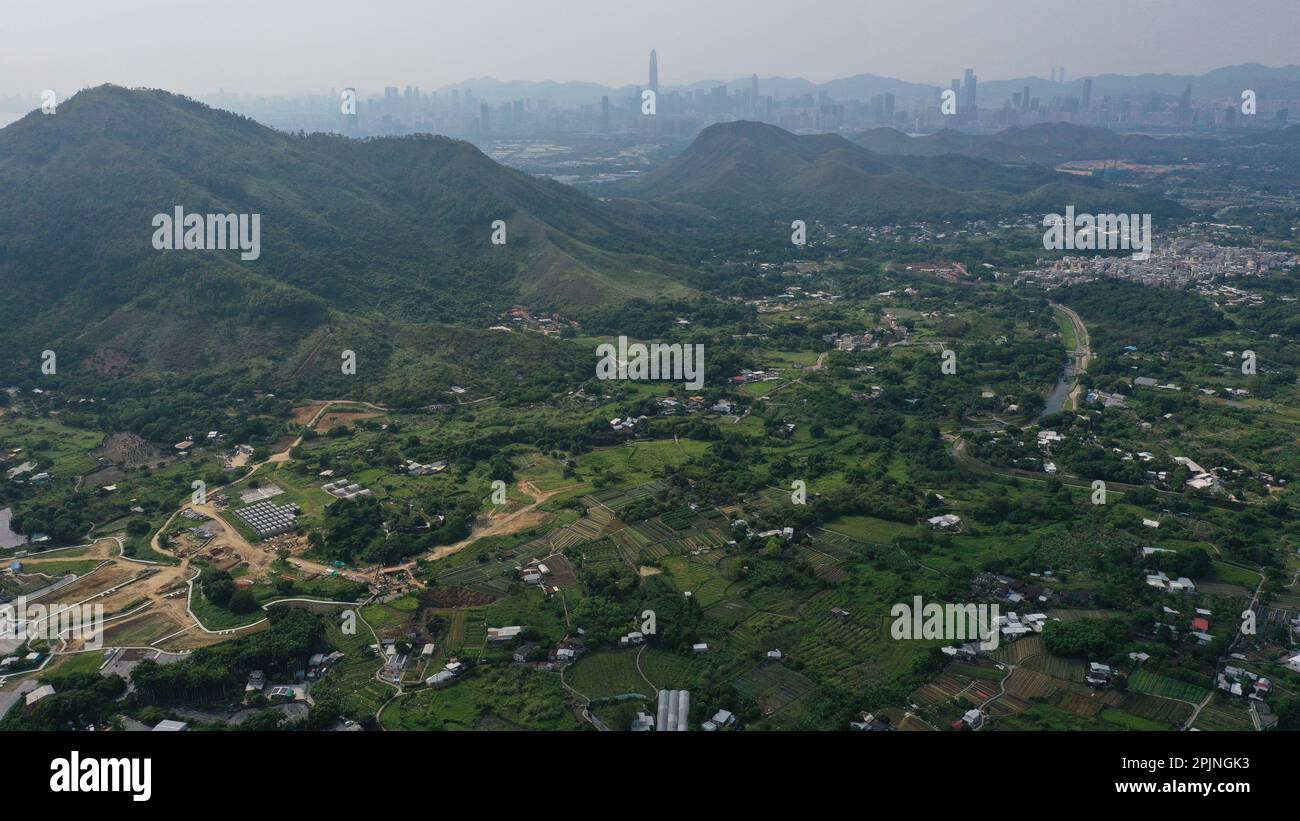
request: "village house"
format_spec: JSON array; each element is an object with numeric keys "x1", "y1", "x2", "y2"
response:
[
  {"x1": 702, "y1": 709, "x2": 736, "y2": 731},
  {"x1": 951, "y1": 709, "x2": 984, "y2": 731},
  {"x1": 850, "y1": 712, "x2": 894, "y2": 731},
  {"x1": 1085, "y1": 663, "x2": 1115, "y2": 687},
  {"x1": 927, "y1": 514, "x2": 962, "y2": 531}
]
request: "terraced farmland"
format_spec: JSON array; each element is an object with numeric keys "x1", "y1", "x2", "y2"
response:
[
  {"x1": 457, "y1": 612, "x2": 488, "y2": 655},
  {"x1": 661, "y1": 556, "x2": 732, "y2": 607},
  {"x1": 1004, "y1": 667, "x2": 1060, "y2": 700},
  {"x1": 1023, "y1": 653, "x2": 1086, "y2": 682},
  {"x1": 797, "y1": 544, "x2": 847, "y2": 582},
  {"x1": 729, "y1": 611, "x2": 802, "y2": 651},
  {"x1": 1114, "y1": 692, "x2": 1194, "y2": 727},
  {"x1": 1128, "y1": 669, "x2": 1211, "y2": 703},
  {"x1": 1191, "y1": 701, "x2": 1255, "y2": 731},
  {"x1": 912, "y1": 672, "x2": 979, "y2": 706},
  {"x1": 793, "y1": 600, "x2": 935, "y2": 687},
  {"x1": 991, "y1": 634, "x2": 1044, "y2": 664},
  {"x1": 314, "y1": 623, "x2": 395, "y2": 720},
  {"x1": 732, "y1": 661, "x2": 814, "y2": 713},
  {"x1": 585, "y1": 482, "x2": 666, "y2": 512}
]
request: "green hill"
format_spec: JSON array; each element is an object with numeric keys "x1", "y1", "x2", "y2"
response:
[
  {"x1": 0, "y1": 85, "x2": 692, "y2": 388},
  {"x1": 617, "y1": 120, "x2": 1181, "y2": 224}
]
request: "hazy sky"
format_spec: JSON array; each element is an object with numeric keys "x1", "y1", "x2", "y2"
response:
[{"x1": 4, "y1": 0, "x2": 1298, "y2": 97}]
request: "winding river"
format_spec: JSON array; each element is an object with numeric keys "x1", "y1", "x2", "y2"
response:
[{"x1": 1037, "y1": 303, "x2": 1091, "y2": 422}]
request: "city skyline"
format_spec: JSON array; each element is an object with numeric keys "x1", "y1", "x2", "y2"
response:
[{"x1": 3, "y1": 0, "x2": 1298, "y2": 98}]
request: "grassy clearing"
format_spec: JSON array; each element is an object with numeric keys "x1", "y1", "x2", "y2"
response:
[
  {"x1": 382, "y1": 666, "x2": 581, "y2": 730},
  {"x1": 567, "y1": 650, "x2": 649, "y2": 699}
]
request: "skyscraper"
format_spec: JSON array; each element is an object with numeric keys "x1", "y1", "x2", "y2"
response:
[
  {"x1": 649, "y1": 49, "x2": 659, "y2": 98},
  {"x1": 1081, "y1": 78, "x2": 1092, "y2": 110},
  {"x1": 751, "y1": 73, "x2": 759, "y2": 118}
]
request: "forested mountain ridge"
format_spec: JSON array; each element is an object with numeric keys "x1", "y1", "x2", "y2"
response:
[
  {"x1": 617, "y1": 120, "x2": 1183, "y2": 223},
  {"x1": 0, "y1": 85, "x2": 692, "y2": 386}
]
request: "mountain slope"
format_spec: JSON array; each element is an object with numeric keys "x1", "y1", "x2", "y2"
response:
[
  {"x1": 615, "y1": 121, "x2": 977, "y2": 222},
  {"x1": 0, "y1": 85, "x2": 693, "y2": 383},
  {"x1": 617, "y1": 121, "x2": 1181, "y2": 224}
]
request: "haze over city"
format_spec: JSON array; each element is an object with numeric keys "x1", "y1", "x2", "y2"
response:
[{"x1": 3, "y1": 0, "x2": 1299, "y2": 96}]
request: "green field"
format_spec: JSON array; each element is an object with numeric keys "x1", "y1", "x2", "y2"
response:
[
  {"x1": 1128, "y1": 669, "x2": 1211, "y2": 703},
  {"x1": 382, "y1": 666, "x2": 581, "y2": 730},
  {"x1": 566, "y1": 650, "x2": 650, "y2": 700}
]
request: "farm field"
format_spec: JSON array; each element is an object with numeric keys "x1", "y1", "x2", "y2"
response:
[
  {"x1": 382, "y1": 666, "x2": 581, "y2": 731},
  {"x1": 732, "y1": 660, "x2": 815, "y2": 715},
  {"x1": 1128, "y1": 669, "x2": 1211, "y2": 703},
  {"x1": 1191, "y1": 701, "x2": 1256, "y2": 731},
  {"x1": 566, "y1": 650, "x2": 651, "y2": 700},
  {"x1": 639, "y1": 648, "x2": 703, "y2": 691}
]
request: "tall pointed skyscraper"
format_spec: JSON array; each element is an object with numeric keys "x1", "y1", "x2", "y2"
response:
[{"x1": 649, "y1": 49, "x2": 659, "y2": 98}]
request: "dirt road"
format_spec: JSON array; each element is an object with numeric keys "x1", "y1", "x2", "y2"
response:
[{"x1": 428, "y1": 480, "x2": 585, "y2": 560}]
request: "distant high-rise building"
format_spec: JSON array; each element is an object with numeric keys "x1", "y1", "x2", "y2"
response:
[
  {"x1": 343, "y1": 86, "x2": 359, "y2": 133},
  {"x1": 1051, "y1": 67, "x2": 1057, "y2": 83},
  {"x1": 884, "y1": 92, "x2": 895, "y2": 121},
  {"x1": 963, "y1": 68, "x2": 977, "y2": 115},
  {"x1": 601, "y1": 95, "x2": 610, "y2": 131},
  {"x1": 480, "y1": 102, "x2": 490, "y2": 132},
  {"x1": 1059, "y1": 67, "x2": 1066, "y2": 84},
  {"x1": 649, "y1": 49, "x2": 659, "y2": 98},
  {"x1": 751, "y1": 73, "x2": 759, "y2": 117},
  {"x1": 1081, "y1": 78, "x2": 1092, "y2": 109},
  {"x1": 1022, "y1": 85, "x2": 1031, "y2": 111},
  {"x1": 711, "y1": 85, "x2": 727, "y2": 114}
]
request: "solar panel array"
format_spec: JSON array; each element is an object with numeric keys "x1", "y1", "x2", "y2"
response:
[{"x1": 234, "y1": 500, "x2": 299, "y2": 538}]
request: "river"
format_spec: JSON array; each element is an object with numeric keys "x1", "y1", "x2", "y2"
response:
[
  {"x1": 1037, "y1": 304, "x2": 1089, "y2": 422},
  {"x1": 1040, "y1": 358, "x2": 1078, "y2": 419}
]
